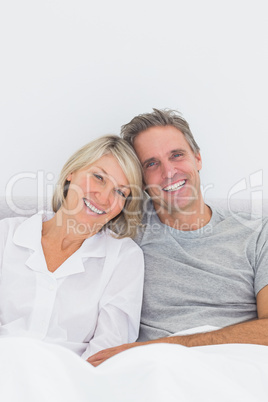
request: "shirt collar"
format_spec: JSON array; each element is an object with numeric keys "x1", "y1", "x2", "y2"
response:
[
  {"x1": 13, "y1": 213, "x2": 43, "y2": 251},
  {"x1": 13, "y1": 213, "x2": 108, "y2": 258}
]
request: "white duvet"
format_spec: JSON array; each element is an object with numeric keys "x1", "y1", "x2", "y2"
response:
[{"x1": 1, "y1": 337, "x2": 268, "y2": 402}]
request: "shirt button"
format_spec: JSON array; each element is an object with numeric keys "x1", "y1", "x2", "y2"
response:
[{"x1": 49, "y1": 284, "x2": 55, "y2": 291}]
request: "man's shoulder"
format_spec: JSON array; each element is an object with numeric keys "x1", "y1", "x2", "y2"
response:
[
  {"x1": 134, "y1": 200, "x2": 268, "y2": 246},
  {"x1": 208, "y1": 203, "x2": 268, "y2": 234}
]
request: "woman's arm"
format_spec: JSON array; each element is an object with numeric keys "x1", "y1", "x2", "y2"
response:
[{"x1": 82, "y1": 239, "x2": 144, "y2": 360}]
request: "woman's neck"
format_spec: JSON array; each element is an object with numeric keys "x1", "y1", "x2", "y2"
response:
[{"x1": 42, "y1": 211, "x2": 95, "y2": 251}]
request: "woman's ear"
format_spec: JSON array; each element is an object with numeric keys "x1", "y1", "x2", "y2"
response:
[{"x1": 66, "y1": 173, "x2": 72, "y2": 182}]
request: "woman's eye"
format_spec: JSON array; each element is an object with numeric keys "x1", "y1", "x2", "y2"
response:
[
  {"x1": 93, "y1": 173, "x2": 103, "y2": 181},
  {"x1": 116, "y1": 189, "x2": 127, "y2": 198}
]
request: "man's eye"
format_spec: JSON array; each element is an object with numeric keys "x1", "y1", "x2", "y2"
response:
[
  {"x1": 145, "y1": 161, "x2": 157, "y2": 168},
  {"x1": 116, "y1": 189, "x2": 127, "y2": 198},
  {"x1": 173, "y1": 153, "x2": 183, "y2": 158}
]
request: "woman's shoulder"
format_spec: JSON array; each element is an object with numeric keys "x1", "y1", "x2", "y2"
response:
[
  {"x1": 104, "y1": 228, "x2": 139, "y2": 243},
  {"x1": 0, "y1": 216, "x2": 29, "y2": 250},
  {"x1": 0, "y1": 216, "x2": 28, "y2": 231},
  {"x1": 103, "y1": 230, "x2": 144, "y2": 274},
  {"x1": 104, "y1": 229, "x2": 143, "y2": 253},
  {"x1": 0, "y1": 213, "x2": 44, "y2": 240}
]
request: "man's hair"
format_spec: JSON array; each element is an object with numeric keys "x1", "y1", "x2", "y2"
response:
[
  {"x1": 52, "y1": 135, "x2": 143, "y2": 239},
  {"x1": 121, "y1": 108, "x2": 200, "y2": 154}
]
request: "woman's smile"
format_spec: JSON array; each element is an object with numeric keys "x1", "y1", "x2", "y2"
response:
[{"x1": 83, "y1": 198, "x2": 106, "y2": 215}]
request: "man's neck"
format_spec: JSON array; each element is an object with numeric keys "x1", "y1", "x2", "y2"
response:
[{"x1": 154, "y1": 198, "x2": 212, "y2": 231}]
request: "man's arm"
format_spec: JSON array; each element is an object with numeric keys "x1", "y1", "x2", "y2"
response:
[{"x1": 87, "y1": 285, "x2": 268, "y2": 367}]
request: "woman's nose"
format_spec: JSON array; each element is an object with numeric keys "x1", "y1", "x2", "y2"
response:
[{"x1": 96, "y1": 185, "x2": 114, "y2": 206}]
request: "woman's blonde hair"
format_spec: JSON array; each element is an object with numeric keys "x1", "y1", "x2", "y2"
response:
[{"x1": 52, "y1": 135, "x2": 143, "y2": 238}]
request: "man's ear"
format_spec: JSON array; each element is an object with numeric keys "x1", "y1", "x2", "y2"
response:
[{"x1": 195, "y1": 152, "x2": 202, "y2": 172}]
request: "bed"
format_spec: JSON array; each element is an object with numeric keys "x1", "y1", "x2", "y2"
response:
[{"x1": 1, "y1": 337, "x2": 268, "y2": 402}]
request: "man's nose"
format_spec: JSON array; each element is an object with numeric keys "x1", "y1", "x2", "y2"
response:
[{"x1": 161, "y1": 161, "x2": 176, "y2": 179}]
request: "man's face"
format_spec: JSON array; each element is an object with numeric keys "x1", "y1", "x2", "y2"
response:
[{"x1": 133, "y1": 125, "x2": 202, "y2": 215}]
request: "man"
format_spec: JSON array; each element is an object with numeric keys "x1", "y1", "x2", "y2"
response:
[{"x1": 88, "y1": 108, "x2": 268, "y2": 367}]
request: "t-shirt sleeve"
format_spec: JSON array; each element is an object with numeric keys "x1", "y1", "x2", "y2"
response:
[{"x1": 254, "y1": 218, "x2": 268, "y2": 296}]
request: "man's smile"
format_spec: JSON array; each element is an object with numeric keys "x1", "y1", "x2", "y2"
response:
[{"x1": 162, "y1": 179, "x2": 186, "y2": 192}]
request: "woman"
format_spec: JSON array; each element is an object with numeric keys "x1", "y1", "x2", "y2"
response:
[{"x1": 0, "y1": 135, "x2": 144, "y2": 360}]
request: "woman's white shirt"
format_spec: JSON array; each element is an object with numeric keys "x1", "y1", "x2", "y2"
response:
[{"x1": 0, "y1": 214, "x2": 144, "y2": 359}]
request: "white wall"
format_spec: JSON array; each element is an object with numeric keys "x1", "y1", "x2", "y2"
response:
[{"x1": 1, "y1": 0, "x2": 267, "y2": 202}]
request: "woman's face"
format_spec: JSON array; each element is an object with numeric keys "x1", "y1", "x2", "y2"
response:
[{"x1": 63, "y1": 154, "x2": 131, "y2": 234}]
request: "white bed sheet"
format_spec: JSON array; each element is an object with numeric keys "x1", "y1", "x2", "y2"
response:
[{"x1": 1, "y1": 337, "x2": 268, "y2": 402}]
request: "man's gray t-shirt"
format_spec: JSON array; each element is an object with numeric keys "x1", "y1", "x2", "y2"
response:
[{"x1": 135, "y1": 200, "x2": 268, "y2": 342}]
